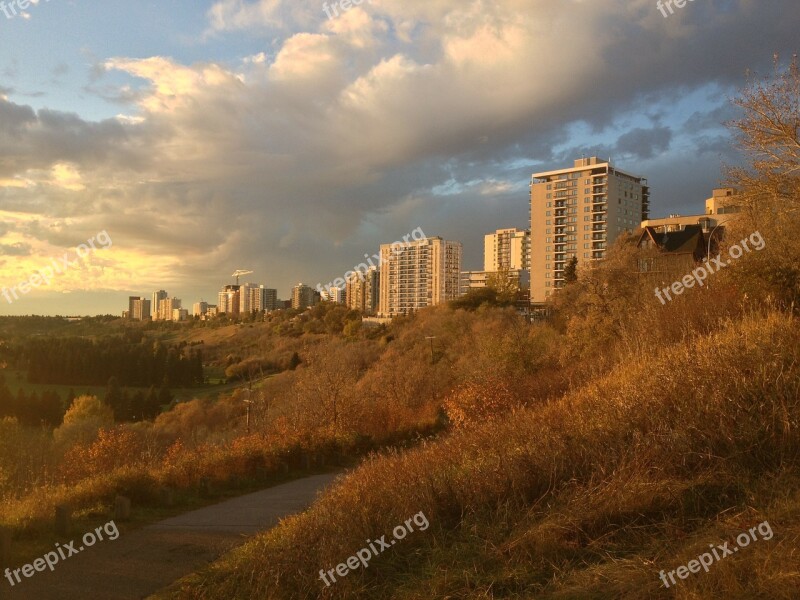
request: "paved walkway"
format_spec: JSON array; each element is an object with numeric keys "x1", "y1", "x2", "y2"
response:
[{"x1": 4, "y1": 473, "x2": 340, "y2": 600}]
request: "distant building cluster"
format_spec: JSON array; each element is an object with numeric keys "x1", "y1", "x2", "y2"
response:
[
  {"x1": 124, "y1": 280, "x2": 280, "y2": 322},
  {"x1": 122, "y1": 157, "x2": 742, "y2": 323}
]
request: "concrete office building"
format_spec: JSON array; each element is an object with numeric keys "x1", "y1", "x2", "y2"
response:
[
  {"x1": 530, "y1": 157, "x2": 649, "y2": 303},
  {"x1": 378, "y1": 236, "x2": 462, "y2": 317}
]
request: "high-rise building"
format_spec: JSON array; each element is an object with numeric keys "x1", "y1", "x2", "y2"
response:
[
  {"x1": 378, "y1": 236, "x2": 462, "y2": 317},
  {"x1": 484, "y1": 228, "x2": 530, "y2": 272},
  {"x1": 327, "y1": 287, "x2": 345, "y2": 304},
  {"x1": 158, "y1": 297, "x2": 182, "y2": 321},
  {"x1": 128, "y1": 297, "x2": 151, "y2": 321},
  {"x1": 346, "y1": 267, "x2": 380, "y2": 314},
  {"x1": 249, "y1": 285, "x2": 279, "y2": 313},
  {"x1": 151, "y1": 290, "x2": 168, "y2": 320},
  {"x1": 218, "y1": 285, "x2": 240, "y2": 317},
  {"x1": 193, "y1": 301, "x2": 209, "y2": 318},
  {"x1": 530, "y1": 157, "x2": 649, "y2": 303},
  {"x1": 292, "y1": 283, "x2": 320, "y2": 310}
]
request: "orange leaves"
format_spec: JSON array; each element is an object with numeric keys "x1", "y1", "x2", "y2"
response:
[
  {"x1": 60, "y1": 427, "x2": 143, "y2": 483},
  {"x1": 443, "y1": 375, "x2": 520, "y2": 429}
]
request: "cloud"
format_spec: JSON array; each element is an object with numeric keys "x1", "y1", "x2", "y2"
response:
[
  {"x1": 0, "y1": 242, "x2": 32, "y2": 256},
  {"x1": 616, "y1": 126, "x2": 673, "y2": 160},
  {"x1": 2, "y1": 0, "x2": 800, "y2": 305}
]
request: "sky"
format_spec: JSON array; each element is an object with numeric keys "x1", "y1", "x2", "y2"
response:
[{"x1": 0, "y1": 0, "x2": 798, "y2": 316}]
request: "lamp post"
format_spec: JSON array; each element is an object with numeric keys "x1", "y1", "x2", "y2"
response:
[{"x1": 707, "y1": 221, "x2": 725, "y2": 262}]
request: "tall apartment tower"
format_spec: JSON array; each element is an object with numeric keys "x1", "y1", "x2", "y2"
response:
[
  {"x1": 218, "y1": 285, "x2": 240, "y2": 317},
  {"x1": 128, "y1": 297, "x2": 151, "y2": 321},
  {"x1": 160, "y1": 297, "x2": 182, "y2": 321},
  {"x1": 484, "y1": 228, "x2": 530, "y2": 272},
  {"x1": 151, "y1": 290, "x2": 167, "y2": 320},
  {"x1": 345, "y1": 267, "x2": 380, "y2": 315},
  {"x1": 193, "y1": 301, "x2": 209, "y2": 318},
  {"x1": 292, "y1": 283, "x2": 319, "y2": 310},
  {"x1": 530, "y1": 157, "x2": 649, "y2": 304},
  {"x1": 378, "y1": 236, "x2": 462, "y2": 317}
]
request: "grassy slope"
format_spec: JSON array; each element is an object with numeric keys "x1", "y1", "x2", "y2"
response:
[{"x1": 158, "y1": 311, "x2": 800, "y2": 599}]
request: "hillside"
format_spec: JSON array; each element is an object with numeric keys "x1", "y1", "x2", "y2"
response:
[{"x1": 156, "y1": 311, "x2": 800, "y2": 599}]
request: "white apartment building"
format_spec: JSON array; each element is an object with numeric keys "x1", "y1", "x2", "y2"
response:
[
  {"x1": 378, "y1": 236, "x2": 462, "y2": 317},
  {"x1": 530, "y1": 157, "x2": 649, "y2": 304}
]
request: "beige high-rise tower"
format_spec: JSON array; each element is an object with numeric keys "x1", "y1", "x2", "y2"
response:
[
  {"x1": 530, "y1": 157, "x2": 649, "y2": 304},
  {"x1": 484, "y1": 228, "x2": 530, "y2": 272},
  {"x1": 378, "y1": 237, "x2": 462, "y2": 317}
]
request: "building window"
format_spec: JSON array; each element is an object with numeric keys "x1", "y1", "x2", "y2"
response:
[
  {"x1": 546, "y1": 228, "x2": 551, "y2": 234},
  {"x1": 546, "y1": 237, "x2": 551, "y2": 243},
  {"x1": 547, "y1": 201, "x2": 552, "y2": 207},
  {"x1": 546, "y1": 219, "x2": 551, "y2": 225},
  {"x1": 546, "y1": 184, "x2": 552, "y2": 190},
  {"x1": 546, "y1": 193, "x2": 552, "y2": 199},
  {"x1": 546, "y1": 210, "x2": 551, "y2": 216}
]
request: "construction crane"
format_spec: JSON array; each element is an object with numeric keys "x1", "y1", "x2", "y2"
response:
[{"x1": 232, "y1": 270, "x2": 254, "y2": 286}]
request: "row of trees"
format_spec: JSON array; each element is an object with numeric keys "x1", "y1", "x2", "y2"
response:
[
  {"x1": 0, "y1": 379, "x2": 64, "y2": 427},
  {"x1": 19, "y1": 337, "x2": 203, "y2": 387},
  {"x1": 0, "y1": 375, "x2": 176, "y2": 427}
]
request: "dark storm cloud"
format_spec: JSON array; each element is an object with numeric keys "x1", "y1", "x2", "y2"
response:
[{"x1": 616, "y1": 127, "x2": 673, "y2": 160}]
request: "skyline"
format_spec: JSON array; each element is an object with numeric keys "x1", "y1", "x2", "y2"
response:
[{"x1": 1, "y1": 0, "x2": 799, "y2": 315}]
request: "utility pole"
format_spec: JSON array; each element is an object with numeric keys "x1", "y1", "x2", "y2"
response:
[{"x1": 425, "y1": 336, "x2": 437, "y2": 364}]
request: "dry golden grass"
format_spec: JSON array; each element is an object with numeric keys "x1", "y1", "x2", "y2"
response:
[{"x1": 158, "y1": 311, "x2": 800, "y2": 599}]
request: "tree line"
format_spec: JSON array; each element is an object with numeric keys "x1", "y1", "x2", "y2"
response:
[{"x1": 17, "y1": 337, "x2": 204, "y2": 387}]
